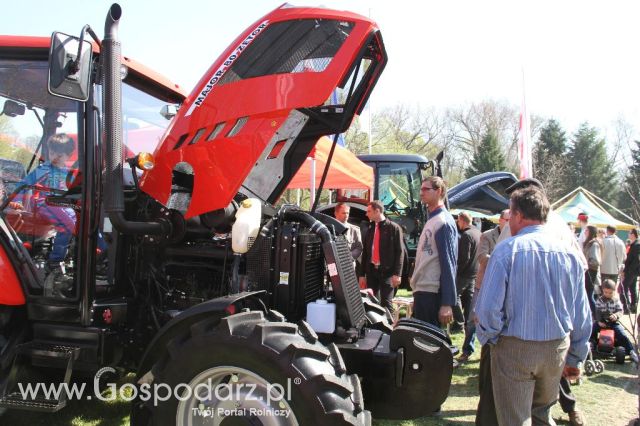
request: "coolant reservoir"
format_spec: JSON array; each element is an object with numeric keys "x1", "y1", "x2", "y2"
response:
[
  {"x1": 306, "y1": 299, "x2": 336, "y2": 333},
  {"x1": 231, "y1": 198, "x2": 261, "y2": 253}
]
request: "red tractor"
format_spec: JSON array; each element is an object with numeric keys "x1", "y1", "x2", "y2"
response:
[{"x1": 0, "y1": 4, "x2": 467, "y2": 424}]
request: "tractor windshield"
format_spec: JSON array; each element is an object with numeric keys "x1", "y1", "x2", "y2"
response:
[
  {"x1": 377, "y1": 162, "x2": 423, "y2": 218},
  {"x1": 0, "y1": 59, "x2": 81, "y2": 213},
  {"x1": 375, "y1": 161, "x2": 425, "y2": 249},
  {"x1": 96, "y1": 83, "x2": 175, "y2": 157}
]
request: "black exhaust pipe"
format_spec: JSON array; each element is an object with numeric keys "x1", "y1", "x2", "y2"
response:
[{"x1": 103, "y1": 4, "x2": 167, "y2": 235}]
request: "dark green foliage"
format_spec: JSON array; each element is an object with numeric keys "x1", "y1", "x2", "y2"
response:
[
  {"x1": 566, "y1": 123, "x2": 617, "y2": 199},
  {"x1": 465, "y1": 129, "x2": 507, "y2": 179},
  {"x1": 533, "y1": 119, "x2": 570, "y2": 200},
  {"x1": 618, "y1": 139, "x2": 640, "y2": 221},
  {"x1": 537, "y1": 119, "x2": 567, "y2": 157}
]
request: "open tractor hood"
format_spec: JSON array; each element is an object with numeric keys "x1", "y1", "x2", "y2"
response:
[{"x1": 140, "y1": 4, "x2": 387, "y2": 218}]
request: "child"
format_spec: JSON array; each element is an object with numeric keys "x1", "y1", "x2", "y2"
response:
[
  {"x1": 592, "y1": 279, "x2": 638, "y2": 364},
  {"x1": 11, "y1": 133, "x2": 78, "y2": 268}
]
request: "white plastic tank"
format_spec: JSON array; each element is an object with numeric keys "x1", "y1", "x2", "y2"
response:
[
  {"x1": 306, "y1": 299, "x2": 336, "y2": 333},
  {"x1": 231, "y1": 198, "x2": 261, "y2": 254}
]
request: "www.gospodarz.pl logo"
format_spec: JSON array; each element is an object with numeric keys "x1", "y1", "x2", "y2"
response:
[{"x1": 17, "y1": 366, "x2": 296, "y2": 418}]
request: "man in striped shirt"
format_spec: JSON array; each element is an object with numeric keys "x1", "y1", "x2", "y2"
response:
[{"x1": 475, "y1": 187, "x2": 592, "y2": 426}]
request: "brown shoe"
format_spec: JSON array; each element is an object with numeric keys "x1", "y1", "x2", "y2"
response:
[
  {"x1": 569, "y1": 409, "x2": 586, "y2": 426},
  {"x1": 457, "y1": 353, "x2": 470, "y2": 363}
]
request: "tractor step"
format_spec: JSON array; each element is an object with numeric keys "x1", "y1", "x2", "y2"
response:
[
  {"x1": 16, "y1": 341, "x2": 81, "y2": 359},
  {"x1": 0, "y1": 391, "x2": 67, "y2": 412},
  {"x1": 0, "y1": 341, "x2": 81, "y2": 412}
]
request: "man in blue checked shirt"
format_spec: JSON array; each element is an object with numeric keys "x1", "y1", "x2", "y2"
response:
[{"x1": 475, "y1": 186, "x2": 591, "y2": 426}]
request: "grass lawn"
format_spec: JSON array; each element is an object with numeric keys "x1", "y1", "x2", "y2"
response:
[
  {"x1": 3, "y1": 303, "x2": 638, "y2": 426},
  {"x1": 374, "y1": 331, "x2": 638, "y2": 426}
]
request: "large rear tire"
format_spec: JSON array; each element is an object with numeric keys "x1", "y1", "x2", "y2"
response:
[{"x1": 137, "y1": 311, "x2": 369, "y2": 426}]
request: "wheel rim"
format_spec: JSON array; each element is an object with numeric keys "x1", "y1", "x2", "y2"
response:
[
  {"x1": 176, "y1": 366, "x2": 298, "y2": 426},
  {"x1": 584, "y1": 361, "x2": 594, "y2": 374}
]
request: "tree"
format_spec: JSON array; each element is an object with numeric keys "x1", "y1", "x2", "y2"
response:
[
  {"x1": 464, "y1": 129, "x2": 507, "y2": 178},
  {"x1": 532, "y1": 119, "x2": 570, "y2": 201},
  {"x1": 566, "y1": 123, "x2": 617, "y2": 200},
  {"x1": 618, "y1": 139, "x2": 640, "y2": 222},
  {"x1": 446, "y1": 99, "x2": 544, "y2": 179},
  {"x1": 447, "y1": 100, "x2": 516, "y2": 161}
]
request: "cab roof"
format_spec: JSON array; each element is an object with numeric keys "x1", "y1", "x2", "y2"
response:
[{"x1": 0, "y1": 34, "x2": 187, "y2": 104}]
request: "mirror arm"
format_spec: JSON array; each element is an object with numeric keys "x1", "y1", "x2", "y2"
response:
[{"x1": 70, "y1": 25, "x2": 102, "y2": 74}]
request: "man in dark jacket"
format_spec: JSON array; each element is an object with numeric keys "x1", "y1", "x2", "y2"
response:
[
  {"x1": 452, "y1": 211, "x2": 481, "y2": 359},
  {"x1": 622, "y1": 228, "x2": 640, "y2": 313},
  {"x1": 359, "y1": 200, "x2": 404, "y2": 312}
]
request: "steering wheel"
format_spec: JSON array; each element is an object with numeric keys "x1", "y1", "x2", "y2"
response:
[{"x1": 385, "y1": 197, "x2": 399, "y2": 213}]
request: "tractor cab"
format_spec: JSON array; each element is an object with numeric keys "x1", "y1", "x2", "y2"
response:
[
  {"x1": 0, "y1": 36, "x2": 185, "y2": 312},
  {"x1": 357, "y1": 154, "x2": 431, "y2": 252}
]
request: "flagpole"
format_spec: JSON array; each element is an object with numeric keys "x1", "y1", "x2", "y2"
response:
[
  {"x1": 368, "y1": 7, "x2": 373, "y2": 154},
  {"x1": 518, "y1": 68, "x2": 532, "y2": 179},
  {"x1": 368, "y1": 102, "x2": 372, "y2": 154}
]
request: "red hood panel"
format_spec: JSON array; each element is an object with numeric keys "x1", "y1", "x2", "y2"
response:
[{"x1": 140, "y1": 5, "x2": 383, "y2": 218}]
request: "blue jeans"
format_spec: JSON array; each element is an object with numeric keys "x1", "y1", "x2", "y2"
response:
[
  {"x1": 49, "y1": 230, "x2": 107, "y2": 263},
  {"x1": 412, "y1": 291, "x2": 442, "y2": 328},
  {"x1": 461, "y1": 289, "x2": 478, "y2": 355}
]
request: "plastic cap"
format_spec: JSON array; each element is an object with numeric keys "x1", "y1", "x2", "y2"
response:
[
  {"x1": 241, "y1": 199, "x2": 253, "y2": 208},
  {"x1": 316, "y1": 299, "x2": 327, "y2": 304}
]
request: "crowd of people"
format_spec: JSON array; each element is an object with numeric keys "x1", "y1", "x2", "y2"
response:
[{"x1": 340, "y1": 176, "x2": 639, "y2": 426}]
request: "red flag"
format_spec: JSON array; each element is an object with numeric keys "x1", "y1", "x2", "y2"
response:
[{"x1": 517, "y1": 77, "x2": 532, "y2": 179}]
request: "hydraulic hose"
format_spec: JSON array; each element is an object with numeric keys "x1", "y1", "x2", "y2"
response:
[{"x1": 282, "y1": 209, "x2": 331, "y2": 243}]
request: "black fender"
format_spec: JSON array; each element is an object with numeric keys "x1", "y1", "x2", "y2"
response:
[
  {"x1": 362, "y1": 317, "x2": 454, "y2": 419},
  {"x1": 135, "y1": 291, "x2": 267, "y2": 377}
]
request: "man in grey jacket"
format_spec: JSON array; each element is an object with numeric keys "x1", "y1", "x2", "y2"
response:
[
  {"x1": 410, "y1": 176, "x2": 458, "y2": 327},
  {"x1": 601, "y1": 225, "x2": 626, "y2": 283}
]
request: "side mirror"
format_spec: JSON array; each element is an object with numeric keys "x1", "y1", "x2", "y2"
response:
[
  {"x1": 1, "y1": 100, "x2": 26, "y2": 117},
  {"x1": 160, "y1": 104, "x2": 179, "y2": 120},
  {"x1": 48, "y1": 32, "x2": 93, "y2": 101}
]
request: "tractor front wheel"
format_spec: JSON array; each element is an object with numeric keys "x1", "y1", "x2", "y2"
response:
[{"x1": 142, "y1": 311, "x2": 368, "y2": 426}]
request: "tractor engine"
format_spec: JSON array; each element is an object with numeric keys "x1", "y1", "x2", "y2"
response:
[
  {"x1": 134, "y1": 197, "x2": 365, "y2": 339},
  {"x1": 245, "y1": 208, "x2": 367, "y2": 336}
]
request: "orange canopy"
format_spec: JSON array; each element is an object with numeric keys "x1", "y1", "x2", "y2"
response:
[{"x1": 287, "y1": 136, "x2": 373, "y2": 191}]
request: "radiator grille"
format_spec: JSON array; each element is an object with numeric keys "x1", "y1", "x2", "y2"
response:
[
  {"x1": 299, "y1": 233, "x2": 324, "y2": 306},
  {"x1": 247, "y1": 234, "x2": 273, "y2": 291}
]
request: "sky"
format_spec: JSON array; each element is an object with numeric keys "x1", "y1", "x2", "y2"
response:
[{"x1": 4, "y1": 0, "x2": 640, "y2": 141}]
